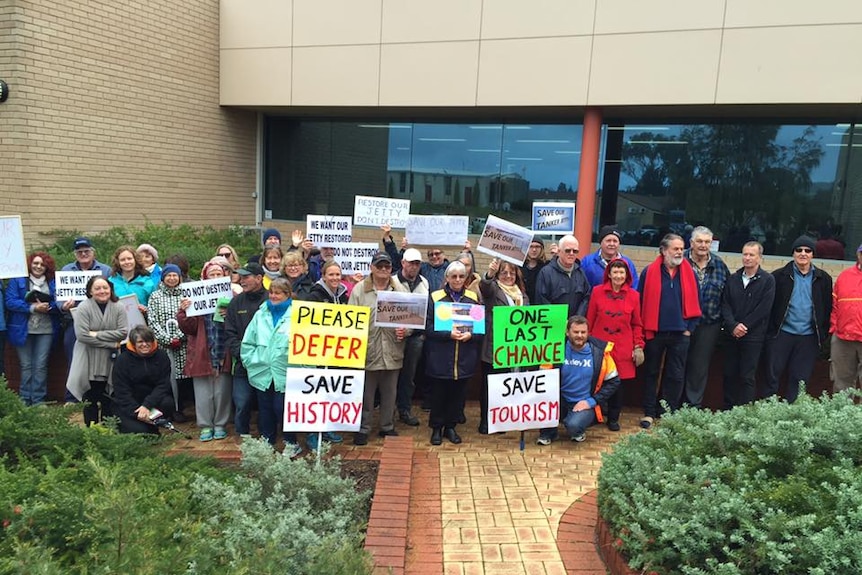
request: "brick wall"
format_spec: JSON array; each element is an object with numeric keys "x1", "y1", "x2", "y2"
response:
[{"x1": 0, "y1": 0, "x2": 257, "y2": 247}]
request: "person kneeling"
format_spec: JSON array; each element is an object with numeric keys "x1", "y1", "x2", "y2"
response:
[
  {"x1": 112, "y1": 325, "x2": 176, "y2": 434},
  {"x1": 537, "y1": 316, "x2": 621, "y2": 445}
]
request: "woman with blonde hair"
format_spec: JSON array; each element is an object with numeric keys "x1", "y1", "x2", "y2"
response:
[{"x1": 281, "y1": 251, "x2": 316, "y2": 300}]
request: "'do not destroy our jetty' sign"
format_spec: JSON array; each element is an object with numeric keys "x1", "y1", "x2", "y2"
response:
[
  {"x1": 492, "y1": 304, "x2": 567, "y2": 369},
  {"x1": 476, "y1": 214, "x2": 534, "y2": 266},
  {"x1": 289, "y1": 301, "x2": 370, "y2": 369},
  {"x1": 179, "y1": 277, "x2": 233, "y2": 317},
  {"x1": 487, "y1": 369, "x2": 560, "y2": 434},
  {"x1": 284, "y1": 367, "x2": 365, "y2": 432}
]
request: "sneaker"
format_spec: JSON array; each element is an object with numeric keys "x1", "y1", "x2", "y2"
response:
[
  {"x1": 571, "y1": 432, "x2": 586, "y2": 442},
  {"x1": 307, "y1": 433, "x2": 320, "y2": 451},
  {"x1": 285, "y1": 442, "x2": 303, "y2": 458},
  {"x1": 323, "y1": 431, "x2": 343, "y2": 443},
  {"x1": 399, "y1": 410, "x2": 420, "y2": 426},
  {"x1": 640, "y1": 416, "x2": 654, "y2": 429},
  {"x1": 353, "y1": 433, "x2": 368, "y2": 446},
  {"x1": 536, "y1": 435, "x2": 553, "y2": 446},
  {"x1": 199, "y1": 428, "x2": 214, "y2": 442},
  {"x1": 213, "y1": 428, "x2": 228, "y2": 440},
  {"x1": 607, "y1": 420, "x2": 621, "y2": 432},
  {"x1": 378, "y1": 429, "x2": 399, "y2": 438}
]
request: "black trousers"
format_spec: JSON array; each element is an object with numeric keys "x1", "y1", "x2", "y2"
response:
[
  {"x1": 428, "y1": 377, "x2": 467, "y2": 430},
  {"x1": 722, "y1": 335, "x2": 766, "y2": 409},
  {"x1": 764, "y1": 331, "x2": 818, "y2": 403},
  {"x1": 83, "y1": 380, "x2": 112, "y2": 426},
  {"x1": 643, "y1": 332, "x2": 690, "y2": 417}
]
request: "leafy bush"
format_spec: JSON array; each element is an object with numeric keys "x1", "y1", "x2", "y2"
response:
[
  {"x1": 0, "y1": 381, "x2": 372, "y2": 575},
  {"x1": 598, "y1": 392, "x2": 862, "y2": 575}
]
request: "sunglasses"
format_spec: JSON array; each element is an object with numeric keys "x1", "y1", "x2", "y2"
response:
[
  {"x1": 794, "y1": 248, "x2": 813, "y2": 254},
  {"x1": 428, "y1": 251, "x2": 443, "y2": 256},
  {"x1": 449, "y1": 274, "x2": 466, "y2": 279},
  {"x1": 562, "y1": 248, "x2": 579, "y2": 254},
  {"x1": 218, "y1": 252, "x2": 232, "y2": 258}
]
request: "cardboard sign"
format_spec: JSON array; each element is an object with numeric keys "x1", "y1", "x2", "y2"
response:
[
  {"x1": 374, "y1": 291, "x2": 428, "y2": 329},
  {"x1": 178, "y1": 277, "x2": 233, "y2": 317},
  {"x1": 433, "y1": 301, "x2": 485, "y2": 335},
  {"x1": 353, "y1": 195, "x2": 410, "y2": 228},
  {"x1": 55, "y1": 270, "x2": 103, "y2": 301},
  {"x1": 306, "y1": 215, "x2": 352, "y2": 247},
  {"x1": 330, "y1": 242, "x2": 378, "y2": 275},
  {"x1": 492, "y1": 305, "x2": 568, "y2": 368},
  {"x1": 531, "y1": 202, "x2": 575, "y2": 234},
  {"x1": 476, "y1": 214, "x2": 533, "y2": 266},
  {"x1": 487, "y1": 369, "x2": 560, "y2": 433},
  {"x1": 406, "y1": 215, "x2": 469, "y2": 246},
  {"x1": 284, "y1": 368, "x2": 365, "y2": 432},
  {"x1": 119, "y1": 294, "x2": 147, "y2": 333},
  {"x1": 0, "y1": 215, "x2": 27, "y2": 279},
  {"x1": 289, "y1": 301, "x2": 370, "y2": 368}
]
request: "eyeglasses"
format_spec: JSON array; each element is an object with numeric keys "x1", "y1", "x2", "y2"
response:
[
  {"x1": 74, "y1": 249, "x2": 93, "y2": 256},
  {"x1": 794, "y1": 248, "x2": 813, "y2": 254},
  {"x1": 374, "y1": 263, "x2": 392, "y2": 269},
  {"x1": 449, "y1": 274, "x2": 466, "y2": 279},
  {"x1": 428, "y1": 251, "x2": 443, "y2": 257},
  {"x1": 218, "y1": 252, "x2": 232, "y2": 258},
  {"x1": 562, "y1": 248, "x2": 579, "y2": 254},
  {"x1": 285, "y1": 263, "x2": 302, "y2": 268},
  {"x1": 498, "y1": 270, "x2": 515, "y2": 277}
]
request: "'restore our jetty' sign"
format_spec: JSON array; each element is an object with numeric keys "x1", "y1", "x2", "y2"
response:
[
  {"x1": 487, "y1": 369, "x2": 560, "y2": 433},
  {"x1": 492, "y1": 304, "x2": 567, "y2": 368},
  {"x1": 289, "y1": 301, "x2": 370, "y2": 368}
]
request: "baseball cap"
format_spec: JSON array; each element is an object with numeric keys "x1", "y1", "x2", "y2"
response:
[
  {"x1": 73, "y1": 237, "x2": 93, "y2": 250},
  {"x1": 402, "y1": 248, "x2": 422, "y2": 263},
  {"x1": 371, "y1": 252, "x2": 392, "y2": 266},
  {"x1": 237, "y1": 262, "x2": 265, "y2": 276}
]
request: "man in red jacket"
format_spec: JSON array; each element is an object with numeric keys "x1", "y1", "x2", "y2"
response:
[{"x1": 830, "y1": 243, "x2": 862, "y2": 392}]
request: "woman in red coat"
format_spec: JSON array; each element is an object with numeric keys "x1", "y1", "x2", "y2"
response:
[{"x1": 586, "y1": 259, "x2": 644, "y2": 431}]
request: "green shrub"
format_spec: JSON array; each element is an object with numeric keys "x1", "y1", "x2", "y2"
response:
[{"x1": 598, "y1": 392, "x2": 862, "y2": 575}]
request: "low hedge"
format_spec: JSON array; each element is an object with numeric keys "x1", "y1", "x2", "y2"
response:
[{"x1": 598, "y1": 392, "x2": 862, "y2": 575}]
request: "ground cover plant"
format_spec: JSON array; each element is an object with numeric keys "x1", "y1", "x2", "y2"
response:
[
  {"x1": 0, "y1": 382, "x2": 372, "y2": 574},
  {"x1": 598, "y1": 392, "x2": 862, "y2": 574}
]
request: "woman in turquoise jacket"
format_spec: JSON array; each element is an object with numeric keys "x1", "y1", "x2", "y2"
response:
[
  {"x1": 241, "y1": 277, "x2": 300, "y2": 454},
  {"x1": 108, "y1": 245, "x2": 156, "y2": 316}
]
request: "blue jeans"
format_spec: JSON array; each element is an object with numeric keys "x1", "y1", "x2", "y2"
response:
[
  {"x1": 232, "y1": 373, "x2": 253, "y2": 435},
  {"x1": 396, "y1": 336, "x2": 424, "y2": 413},
  {"x1": 255, "y1": 381, "x2": 296, "y2": 446},
  {"x1": 16, "y1": 333, "x2": 53, "y2": 406},
  {"x1": 540, "y1": 398, "x2": 597, "y2": 440}
]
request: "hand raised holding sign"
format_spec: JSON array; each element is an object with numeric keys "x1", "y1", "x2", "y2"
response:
[{"x1": 488, "y1": 258, "x2": 500, "y2": 278}]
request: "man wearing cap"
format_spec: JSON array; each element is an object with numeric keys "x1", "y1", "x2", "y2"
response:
[
  {"x1": 683, "y1": 226, "x2": 730, "y2": 408},
  {"x1": 581, "y1": 225, "x2": 638, "y2": 289},
  {"x1": 348, "y1": 252, "x2": 409, "y2": 445},
  {"x1": 393, "y1": 248, "x2": 430, "y2": 426},
  {"x1": 765, "y1": 235, "x2": 832, "y2": 402},
  {"x1": 535, "y1": 234, "x2": 591, "y2": 318},
  {"x1": 829, "y1": 243, "x2": 862, "y2": 393},
  {"x1": 224, "y1": 262, "x2": 268, "y2": 437}
]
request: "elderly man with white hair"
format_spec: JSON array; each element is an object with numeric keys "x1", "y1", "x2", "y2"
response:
[{"x1": 534, "y1": 234, "x2": 591, "y2": 317}]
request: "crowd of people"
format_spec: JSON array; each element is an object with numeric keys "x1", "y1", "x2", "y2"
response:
[{"x1": 0, "y1": 221, "x2": 856, "y2": 449}]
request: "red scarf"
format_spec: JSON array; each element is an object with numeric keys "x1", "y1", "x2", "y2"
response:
[{"x1": 641, "y1": 255, "x2": 701, "y2": 340}]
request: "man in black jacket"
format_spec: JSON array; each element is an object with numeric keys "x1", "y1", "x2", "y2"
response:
[
  {"x1": 721, "y1": 241, "x2": 775, "y2": 408},
  {"x1": 764, "y1": 236, "x2": 832, "y2": 402},
  {"x1": 535, "y1": 235, "x2": 590, "y2": 317},
  {"x1": 224, "y1": 263, "x2": 268, "y2": 437}
]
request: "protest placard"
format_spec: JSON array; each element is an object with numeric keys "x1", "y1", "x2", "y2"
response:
[
  {"x1": 405, "y1": 214, "x2": 469, "y2": 246},
  {"x1": 353, "y1": 195, "x2": 410, "y2": 228},
  {"x1": 492, "y1": 304, "x2": 568, "y2": 368},
  {"x1": 531, "y1": 202, "x2": 575, "y2": 234},
  {"x1": 0, "y1": 215, "x2": 27, "y2": 279},
  {"x1": 289, "y1": 301, "x2": 370, "y2": 368},
  {"x1": 476, "y1": 214, "x2": 533, "y2": 266},
  {"x1": 330, "y1": 242, "x2": 378, "y2": 275},
  {"x1": 118, "y1": 294, "x2": 147, "y2": 334},
  {"x1": 55, "y1": 270, "x2": 103, "y2": 301},
  {"x1": 284, "y1": 368, "x2": 365, "y2": 432},
  {"x1": 487, "y1": 369, "x2": 560, "y2": 433},
  {"x1": 178, "y1": 277, "x2": 233, "y2": 317},
  {"x1": 375, "y1": 291, "x2": 428, "y2": 329},
  {"x1": 433, "y1": 301, "x2": 485, "y2": 334},
  {"x1": 306, "y1": 215, "x2": 352, "y2": 247}
]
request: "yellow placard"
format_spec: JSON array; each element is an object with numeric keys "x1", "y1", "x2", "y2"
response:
[{"x1": 289, "y1": 301, "x2": 370, "y2": 368}]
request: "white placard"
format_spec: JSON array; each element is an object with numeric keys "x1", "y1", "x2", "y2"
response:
[
  {"x1": 178, "y1": 277, "x2": 233, "y2": 317},
  {"x1": 55, "y1": 270, "x2": 103, "y2": 301},
  {"x1": 531, "y1": 202, "x2": 576, "y2": 234},
  {"x1": 476, "y1": 214, "x2": 534, "y2": 266},
  {"x1": 406, "y1": 215, "x2": 469, "y2": 246},
  {"x1": 0, "y1": 215, "x2": 27, "y2": 279},
  {"x1": 119, "y1": 294, "x2": 147, "y2": 334},
  {"x1": 306, "y1": 215, "x2": 352, "y2": 247},
  {"x1": 374, "y1": 291, "x2": 428, "y2": 329},
  {"x1": 353, "y1": 195, "x2": 410, "y2": 228},
  {"x1": 331, "y1": 242, "x2": 378, "y2": 275},
  {"x1": 487, "y1": 369, "x2": 560, "y2": 433},
  {"x1": 284, "y1": 368, "x2": 366, "y2": 432}
]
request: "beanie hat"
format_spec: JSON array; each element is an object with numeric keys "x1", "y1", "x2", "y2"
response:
[
  {"x1": 136, "y1": 243, "x2": 159, "y2": 262},
  {"x1": 530, "y1": 237, "x2": 544, "y2": 248},
  {"x1": 200, "y1": 260, "x2": 226, "y2": 280},
  {"x1": 162, "y1": 263, "x2": 182, "y2": 280},
  {"x1": 599, "y1": 225, "x2": 622, "y2": 242},
  {"x1": 262, "y1": 228, "x2": 281, "y2": 244},
  {"x1": 791, "y1": 235, "x2": 816, "y2": 253}
]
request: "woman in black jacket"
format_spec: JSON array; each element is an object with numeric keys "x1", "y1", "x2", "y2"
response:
[{"x1": 304, "y1": 260, "x2": 349, "y2": 304}]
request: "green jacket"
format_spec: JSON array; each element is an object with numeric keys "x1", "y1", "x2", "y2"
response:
[{"x1": 241, "y1": 300, "x2": 294, "y2": 393}]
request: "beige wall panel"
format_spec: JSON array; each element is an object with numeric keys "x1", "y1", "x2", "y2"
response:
[
  {"x1": 220, "y1": 0, "x2": 292, "y2": 49},
  {"x1": 220, "y1": 48, "x2": 292, "y2": 106},
  {"x1": 480, "y1": 0, "x2": 595, "y2": 39},
  {"x1": 588, "y1": 30, "x2": 722, "y2": 105},
  {"x1": 477, "y1": 37, "x2": 591, "y2": 105},
  {"x1": 293, "y1": 45, "x2": 380, "y2": 105},
  {"x1": 293, "y1": 0, "x2": 382, "y2": 46},
  {"x1": 381, "y1": 0, "x2": 482, "y2": 43},
  {"x1": 594, "y1": 0, "x2": 725, "y2": 34},
  {"x1": 725, "y1": 0, "x2": 862, "y2": 28},
  {"x1": 716, "y1": 25, "x2": 862, "y2": 104},
  {"x1": 379, "y1": 41, "x2": 479, "y2": 106}
]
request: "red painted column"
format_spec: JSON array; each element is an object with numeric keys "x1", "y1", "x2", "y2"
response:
[{"x1": 575, "y1": 107, "x2": 603, "y2": 253}]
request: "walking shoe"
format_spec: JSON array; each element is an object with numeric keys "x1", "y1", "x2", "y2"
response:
[
  {"x1": 171, "y1": 411, "x2": 188, "y2": 423},
  {"x1": 640, "y1": 416, "x2": 654, "y2": 429},
  {"x1": 457, "y1": 412, "x2": 467, "y2": 424},
  {"x1": 353, "y1": 433, "x2": 368, "y2": 446},
  {"x1": 307, "y1": 433, "x2": 320, "y2": 451},
  {"x1": 607, "y1": 420, "x2": 621, "y2": 432},
  {"x1": 536, "y1": 435, "x2": 553, "y2": 446},
  {"x1": 285, "y1": 442, "x2": 303, "y2": 458},
  {"x1": 430, "y1": 428, "x2": 443, "y2": 445},
  {"x1": 478, "y1": 422, "x2": 489, "y2": 434},
  {"x1": 399, "y1": 410, "x2": 420, "y2": 426},
  {"x1": 378, "y1": 428, "x2": 399, "y2": 437},
  {"x1": 213, "y1": 428, "x2": 228, "y2": 440},
  {"x1": 571, "y1": 432, "x2": 586, "y2": 442},
  {"x1": 199, "y1": 428, "x2": 214, "y2": 442},
  {"x1": 443, "y1": 428, "x2": 462, "y2": 444},
  {"x1": 323, "y1": 431, "x2": 343, "y2": 443}
]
